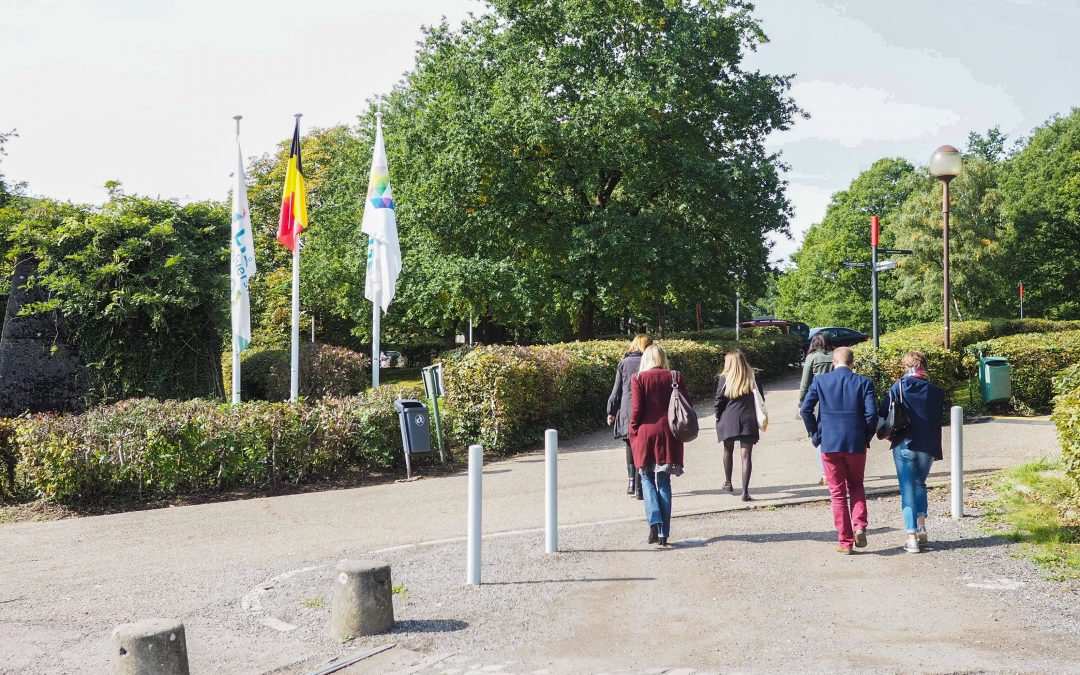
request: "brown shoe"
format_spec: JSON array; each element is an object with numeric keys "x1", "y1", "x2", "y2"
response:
[
  {"x1": 854, "y1": 530, "x2": 867, "y2": 548},
  {"x1": 836, "y1": 545, "x2": 853, "y2": 555}
]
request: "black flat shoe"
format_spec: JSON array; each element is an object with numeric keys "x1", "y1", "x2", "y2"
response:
[
  {"x1": 659, "y1": 536, "x2": 668, "y2": 546},
  {"x1": 648, "y1": 524, "x2": 659, "y2": 544},
  {"x1": 722, "y1": 483, "x2": 734, "y2": 493},
  {"x1": 741, "y1": 493, "x2": 753, "y2": 502}
]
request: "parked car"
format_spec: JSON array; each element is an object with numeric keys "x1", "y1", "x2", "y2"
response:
[
  {"x1": 807, "y1": 326, "x2": 869, "y2": 348},
  {"x1": 738, "y1": 319, "x2": 810, "y2": 342}
]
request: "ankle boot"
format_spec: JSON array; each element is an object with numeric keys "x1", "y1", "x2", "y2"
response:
[
  {"x1": 634, "y1": 472, "x2": 643, "y2": 500},
  {"x1": 626, "y1": 464, "x2": 636, "y2": 495}
]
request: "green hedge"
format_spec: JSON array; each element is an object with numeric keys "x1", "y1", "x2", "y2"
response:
[
  {"x1": 3, "y1": 384, "x2": 420, "y2": 504},
  {"x1": 853, "y1": 321, "x2": 995, "y2": 401},
  {"x1": 977, "y1": 331, "x2": 1080, "y2": 413},
  {"x1": 855, "y1": 320, "x2": 1080, "y2": 414},
  {"x1": 440, "y1": 335, "x2": 802, "y2": 455},
  {"x1": 221, "y1": 342, "x2": 371, "y2": 402},
  {"x1": 1052, "y1": 364, "x2": 1080, "y2": 494}
]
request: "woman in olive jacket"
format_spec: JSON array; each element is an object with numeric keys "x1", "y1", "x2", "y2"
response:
[
  {"x1": 799, "y1": 332, "x2": 835, "y2": 485},
  {"x1": 607, "y1": 333, "x2": 652, "y2": 499}
]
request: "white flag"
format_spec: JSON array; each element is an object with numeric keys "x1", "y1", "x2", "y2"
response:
[
  {"x1": 362, "y1": 116, "x2": 402, "y2": 313},
  {"x1": 231, "y1": 143, "x2": 257, "y2": 351}
]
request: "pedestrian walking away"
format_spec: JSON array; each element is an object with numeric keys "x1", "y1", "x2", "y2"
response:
[
  {"x1": 798, "y1": 332, "x2": 835, "y2": 486},
  {"x1": 799, "y1": 346, "x2": 877, "y2": 554},
  {"x1": 714, "y1": 349, "x2": 765, "y2": 502},
  {"x1": 607, "y1": 333, "x2": 652, "y2": 500},
  {"x1": 878, "y1": 350, "x2": 945, "y2": 554},
  {"x1": 629, "y1": 343, "x2": 690, "y2": 546}
]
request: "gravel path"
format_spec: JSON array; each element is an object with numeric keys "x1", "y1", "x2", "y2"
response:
[{"x1": 272, "y1": 485, "x2": 1080, "y2": 674}]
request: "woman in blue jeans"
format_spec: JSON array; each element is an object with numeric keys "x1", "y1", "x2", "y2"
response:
[
  {"x1": 629, "y1": 344, "x2": 690, "y2": 546},
  {"x1": 878, "y1": 351, "x2": 945, "y2": 553}
]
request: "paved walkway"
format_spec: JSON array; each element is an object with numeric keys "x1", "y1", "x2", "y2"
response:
[{"x1": 0, "y1": 373, "x2": 1063, "y2": 673}]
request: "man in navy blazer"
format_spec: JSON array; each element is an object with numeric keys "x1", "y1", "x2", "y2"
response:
[{"x1": 800, "y1": 347, "x2": 877, "y2": 553}]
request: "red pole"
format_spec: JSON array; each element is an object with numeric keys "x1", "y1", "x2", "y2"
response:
[{"x1": 871, "y1": 215, "x2": 879, "y2": 247}]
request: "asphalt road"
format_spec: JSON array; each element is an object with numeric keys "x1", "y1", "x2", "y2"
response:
[{"x1": 0, "y1": 373, "x2": 1062, "y2": 673}]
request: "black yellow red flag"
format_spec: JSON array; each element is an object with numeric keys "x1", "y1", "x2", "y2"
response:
[{"x1": 276, "y1": 119, "x2": 307, "y2": 251}]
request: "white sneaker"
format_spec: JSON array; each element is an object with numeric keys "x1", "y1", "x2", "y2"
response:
[
  {"x1": 917, "y1": 526, "x2": 928, "y2": 544},
  {"x1": 903, "y1": 535, "x2": 921, "y2": 553}
]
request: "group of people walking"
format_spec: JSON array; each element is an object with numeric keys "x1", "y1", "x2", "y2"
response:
[{"x1": 606, "y1": 333, "x2": 944, "y2": 554}]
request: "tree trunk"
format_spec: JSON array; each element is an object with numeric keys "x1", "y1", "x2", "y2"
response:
[{"x1": 575, "y1": 296, "x2": 596, "y2": 341}]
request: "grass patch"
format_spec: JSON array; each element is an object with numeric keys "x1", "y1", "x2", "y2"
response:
[
  {"x1": 392, "y1": 583, "x2": 408, "y2": 595},
  {"x1": 985, "y1": 459, "x2": 1080, "y2": 580},
  {"x1": 380, "y1": 367, "x2": 423, "y2": 387},
  {"x1": 300, "y1": 597, "x2": 324, "y2": 609}
]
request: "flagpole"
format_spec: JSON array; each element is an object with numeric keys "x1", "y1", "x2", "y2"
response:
[
  {"x1": 232, "y1": 114, "x2": 243, "y2": 404},
  {"x1": 372, "y1": 287, "x2": 381, "y2": 388},
  {"x1": 290, "y1": 113, "x2": 302, "y2": 403}
]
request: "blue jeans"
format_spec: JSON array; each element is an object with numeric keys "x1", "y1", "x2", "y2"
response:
[
  {"x1": 641, "y1": 470, "x2": 672, "y2": 537},
  {"x1": 892, "y1": 440, "x2": 934, "y2": 532}
]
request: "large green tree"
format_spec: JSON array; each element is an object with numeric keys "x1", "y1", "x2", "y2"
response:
[
  {"x1": 776, "y1": 158, "x2": 919, "y2": 332},
  {"x1": 380, "y1": 0, "x2": 799, "y2": 339},
  {"x1": 999, "y1": 108, "x2": 1080, "y2": 319}
]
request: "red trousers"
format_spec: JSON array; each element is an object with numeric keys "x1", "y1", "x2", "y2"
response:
[{"x1": 822, "y1": 452, "x2": 868, "y2": 549}]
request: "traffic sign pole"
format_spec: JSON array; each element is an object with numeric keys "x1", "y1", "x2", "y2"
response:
[{"x1": 871, "y1": 216, "x2": 879, "y2": 348}]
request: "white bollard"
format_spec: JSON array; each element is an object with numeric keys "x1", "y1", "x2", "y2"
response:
[
  {"x1": 545, "y1": 429, "x2": 558, "y2": 554},
  {"x1": 951, "y1": 405, "x2": 964, "y2": 519},
  {"x1": 466, "y1": 444, "x2": 483, "y2": 585}
]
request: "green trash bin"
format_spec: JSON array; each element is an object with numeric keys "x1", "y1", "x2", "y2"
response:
[{"x1": 979, "y1": 356, "x2": 1011, "y2": 403}]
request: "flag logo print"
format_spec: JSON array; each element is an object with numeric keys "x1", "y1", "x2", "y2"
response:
[{"x1": 368, "y1": 166, "x2": 394, "y2": 210}]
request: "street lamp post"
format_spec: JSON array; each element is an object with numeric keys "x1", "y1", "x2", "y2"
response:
[{"x1": 929, "y1": 145, "x2": 963, "y2": 350}]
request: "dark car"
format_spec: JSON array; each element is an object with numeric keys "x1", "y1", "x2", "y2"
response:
[{"x1": 807, "y1": 326, "x2": 869, "y2": 348}]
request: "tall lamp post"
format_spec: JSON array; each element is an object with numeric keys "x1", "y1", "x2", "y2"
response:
[{"x1": 929, "y1": 145, "x2": 963, "y2": 349}]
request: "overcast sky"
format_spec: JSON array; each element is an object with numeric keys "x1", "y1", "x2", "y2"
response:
[{"x1": 3, "y1": 0, "x2": 1078, "y2": 265}]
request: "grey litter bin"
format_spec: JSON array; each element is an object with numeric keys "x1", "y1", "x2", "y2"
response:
[
  {"x1": 394, "y1": 399, "x2": 432, "y2": 454},
  {"x1": 979, "y1": 356, "x2": 1011, "y2": 403}
]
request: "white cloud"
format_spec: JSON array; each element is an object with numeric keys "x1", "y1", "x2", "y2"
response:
[
  {"x1": 780, "y1": 81, "x2": 961, "y2": 147},
  {"x1": 769, "y1": 183, "x2": 836, "y2": 266}
]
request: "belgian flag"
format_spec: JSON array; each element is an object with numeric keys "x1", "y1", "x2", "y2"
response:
[{"x1": 276, "y1": 119, "x2": 307, "y2": 251}]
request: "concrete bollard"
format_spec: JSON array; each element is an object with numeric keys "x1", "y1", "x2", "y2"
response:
[
  {"x1": 330, "y1": 560, "x2": 395, "y2": 640},
  {"x1": 110, "y1": 619, "x2": 189, "y2": 675}
]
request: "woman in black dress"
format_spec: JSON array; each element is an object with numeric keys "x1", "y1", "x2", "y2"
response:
[
  {"x1": 714, "y1": 350, "x2": 764, "y2": 501},
  {"x1": 607, "y1": 333, "x2": 652, "y2": 499}
]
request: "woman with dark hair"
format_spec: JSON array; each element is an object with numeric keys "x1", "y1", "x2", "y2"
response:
[
  {"x1": 879, "y1": 350, "x2": 944, "y2": 553},
  {"x1": 799, "y1": 332, "x2": 835, "y2": 485},
  {"x1": 607, "y1": 333, "x2": 652, "y2": 499}
]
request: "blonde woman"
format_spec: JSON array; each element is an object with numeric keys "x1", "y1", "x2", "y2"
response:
[
  {"x1": 713, "y1": 350, "x2": 764, "y2": 501},
  {"x1": 630, "y1": 343, "x2": 691, "y2": 546},
  {"x1": 607, "y1": 333, "x2": 653, "y2": 500}
]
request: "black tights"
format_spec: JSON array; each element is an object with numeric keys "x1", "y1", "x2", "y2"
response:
[{"x1": 723, "y1": 440, "x2": 754, "y2": 494}]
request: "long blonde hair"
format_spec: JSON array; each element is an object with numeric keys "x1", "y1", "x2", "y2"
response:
[
  {"x1": 639, "y1": 344, "x2": 669, "y2": 371},
  {"x1": 629, "y1": 333, "x2": 653, "y2": 354},
  {"x1": 721, "y1": 350, "x2": 755, "y2": 398}
]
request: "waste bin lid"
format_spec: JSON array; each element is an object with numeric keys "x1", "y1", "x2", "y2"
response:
[
  {"x1": 980, "y1": 356, "x2": 1009, "y2": 366},
  {"x1": 394, "y1": 398, "x2": 426, "y2": 412}
]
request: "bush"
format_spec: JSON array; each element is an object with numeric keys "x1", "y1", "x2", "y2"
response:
[
  {"x1": 440, "y1": 335, "x2": 802, "y2": 454},
  {"x1": 991, "y1": 319, "x2": 1080, "y2": 337},
  {"x1": 853, "y1": 321, "x2": 995, "y2": 402},
  {"x1": 976, "y1": 331, "x2": 1080, "y2": 413},
  {"x1": 1052, "y1": 364, "x2": 1080, "y2": 495},
  {"x1": 4, "y1": 384, "x2": 421, "y2": 504},
  {"x1": 222, "y1": 342, "x2": 371, "y2": 401}
]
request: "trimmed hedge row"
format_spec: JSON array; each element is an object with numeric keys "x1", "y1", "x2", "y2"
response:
[
  {"x1": 1052, "y1": 364, "x2": 1080, "y2": 494},
  {"x1": 978, "y1": 330, "x2": 1080, "y2": 413},
  {"x1": 221, "y1": 342, "x2": 371, "y2": 402},
  {"x1": 2, "y1": 384, "x2": 421, "y2": 503},
  {"x1": 853, "y1": 321, "x2": 995, "y2": 402},
  {"x1": 440, "y1": 335, "x2": 803, "y2": 455}
]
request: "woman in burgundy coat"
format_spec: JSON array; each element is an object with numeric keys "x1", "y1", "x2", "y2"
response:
[{"x1": 630, "y1": 343, "x2": 692, "y2": 546}]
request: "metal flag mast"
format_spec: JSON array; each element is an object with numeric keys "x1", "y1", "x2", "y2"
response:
[
  {"x1": 371, "y1": 110, "x2": 383, "y2": 389},
  {"x1": 290, "y1": 113, "x2": 302, "y2": 403},
  {"x1": 232, "y1": 114, "x2": 243, "y2": 404}
]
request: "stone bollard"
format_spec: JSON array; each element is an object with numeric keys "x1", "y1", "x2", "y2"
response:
[
  {"x1": 330, "y1": 560, "x2": 395, "y2": 640},
  {"x1": 110, "y1": 618, "x2": 189, "y2": 675}
]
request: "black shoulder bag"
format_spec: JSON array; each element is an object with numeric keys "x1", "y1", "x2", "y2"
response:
[{"x1": 876, "y1": 378, "x2": 910, "y2": 441}]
